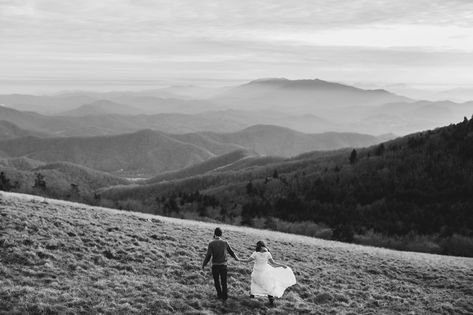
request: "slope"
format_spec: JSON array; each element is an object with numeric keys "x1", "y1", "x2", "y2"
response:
[
  {"x1": 0, "y1": 161, "x2": 129, "y2": 200},
  {"x1": 0, "y1": 121, "x2": 49, "y2": 140},
  {"x1": 1, "y1": 192, "x2": 471, "y2": 314},
  {"x1": 144, "y1": 149, "x2": 258, "y2": 184},
  {"x1": 195, "y1": 125, "x2": 385, "y2": 157}
]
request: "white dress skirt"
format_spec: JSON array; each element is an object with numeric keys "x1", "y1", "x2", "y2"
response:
[{"x1": 250, "y1": 251, "x2": 296, "y2": 298}]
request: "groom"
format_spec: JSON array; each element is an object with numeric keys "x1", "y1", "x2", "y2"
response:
[{"x1": 202, "y1": 227, "x2": 239, "y2": 301}]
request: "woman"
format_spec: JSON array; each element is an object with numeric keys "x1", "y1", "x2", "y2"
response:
[{"x1": 239, "y1": 241, "x2": 296, "y2": 305}]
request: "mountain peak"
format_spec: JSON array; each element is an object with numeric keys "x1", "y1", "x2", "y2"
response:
[
  {"x1": 246, "y1": 78, "x2": 355, "y2": 90},
  {"x1": 248, "y1": 78, "x2": 289, "y2": 84}
]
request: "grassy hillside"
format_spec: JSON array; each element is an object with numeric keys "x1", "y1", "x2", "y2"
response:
[{"x1": 1, "y1": 192, "x2": 472, "y2": 314}]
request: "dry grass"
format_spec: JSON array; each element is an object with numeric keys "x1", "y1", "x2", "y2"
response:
[{"x1": 1, "y1": 192, "x2": 472, "y2": 315}]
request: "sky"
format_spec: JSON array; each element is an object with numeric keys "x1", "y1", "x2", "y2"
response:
[{"x1": 1, "y1": 0, "x2": 473, "y2": 93}]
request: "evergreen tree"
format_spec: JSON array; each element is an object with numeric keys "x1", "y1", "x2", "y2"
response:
[
  {"x1": 33, "y1": 173, "x2": 46, "y2": 190},
  {"x1": 349, "y1": 149, "x2": 358, "y2": 164},
  {"x1": 0, "y1": 172, "x2": 13, "y2": 191},
  {"x1": 375, "y1": 143, "x2": 385, "y2": 156},
  {"x1": 246, "y1": 181, "x2": 254, "y2": 196}
]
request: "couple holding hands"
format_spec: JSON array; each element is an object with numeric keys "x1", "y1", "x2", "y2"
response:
[{"x1": 202, "y1": 227, "x2": 296, "y2": 306}]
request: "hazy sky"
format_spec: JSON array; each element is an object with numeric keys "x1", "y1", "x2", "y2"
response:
[{"x1": 1, "y1": 0, "x2": 473, "y2": 90}]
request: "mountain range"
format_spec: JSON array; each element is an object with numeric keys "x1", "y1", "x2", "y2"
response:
[
  {"x1": 0, "y1": 125, "x2": 386, "y2": 177},
  {"x1": 1, "y1": 78, "x2": 472, "y2": 136},
  {"x1": 212, "y1": 78, "x2": 410, "y2": 113}
]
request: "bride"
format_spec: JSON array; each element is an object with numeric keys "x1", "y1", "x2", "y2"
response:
[{"x1": 239, "y1": 241, "x2": 296, "y2": 305}]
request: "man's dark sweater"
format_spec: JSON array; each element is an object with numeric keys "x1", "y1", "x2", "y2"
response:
[{"x1": 203, "y1": 238, "x2": 237, "y2": 266}]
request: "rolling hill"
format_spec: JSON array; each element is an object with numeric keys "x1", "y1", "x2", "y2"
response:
[
  {"x1": 188, "y1": 125, "x2": 385, "y2": 157},
  {"x1": 0, "y1": 125, "x2": 387, "y2": 177},
  {"x1": 0, "y1": 130, "x2": 216, "y2": 176},
  {"x1": 0, "y1": 106, "x2": 143, "y2": 137},
  {"x1": 0, "y1": 157, "x2": 46, "y2": 171},
  {"x1": 59, "y1": 100, "x2": 140, "y2": 116},
  {"x1": 1, "y1": 192, "x2": 472, "y2": 314},
  {"x1": 0, "y1": 106, "x2": 249, "y2": 136},
  {"x1": 0, "y1": 161, "x2": 128, "y2": 201},
  {"x1": 0, "y1": 120, "x2": 48, "y2": 140},
  {"x1": 143, "y1": 149, "x2": 259, "y2": 184},
  {"x1": 0, "y1": 93, "x2": 96, "y2": 114}
]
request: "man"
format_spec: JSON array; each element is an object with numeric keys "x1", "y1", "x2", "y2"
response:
[{"x1": 202, "y1": 227, "x2": 239, "y2": 301}]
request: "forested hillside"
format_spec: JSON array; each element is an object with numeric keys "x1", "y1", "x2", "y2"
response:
[
  {"x1": 0, "y1": 161, "x2": 128, "y2": 202},
  {"x1": 99, "y1": 118, "x2": 473, "y2": 256}
]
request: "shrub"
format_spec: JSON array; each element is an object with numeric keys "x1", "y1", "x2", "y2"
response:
[
  {"x1": 333, "y1": 224, "x2": 355, "y2": 243},
  {"x1": 440, "y1": 234, "x2": 473, "y2": 257}
]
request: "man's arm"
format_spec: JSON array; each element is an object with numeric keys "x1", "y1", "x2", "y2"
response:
[
  {"x1": 226, "y1": 242, "x2": 239, "y2": 261},
  {"x1": 202, "y1": 243, "x2": 212, "y2": 269}
]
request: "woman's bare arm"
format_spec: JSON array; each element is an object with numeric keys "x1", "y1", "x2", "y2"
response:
[
  {"x1": 269, "y1": 258, "x2": 287, "y2": 268},
  {"x1": 239, "y1": 256, "x2": 255, "y2": 263}
]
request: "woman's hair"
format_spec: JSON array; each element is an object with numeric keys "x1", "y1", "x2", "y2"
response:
[{"x1": 256, "y1": 241, "x2": 269, "y2": 252}]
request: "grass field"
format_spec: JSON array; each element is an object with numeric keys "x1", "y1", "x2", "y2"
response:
[{"x1": 1, "y1": 192, "x2": 472, "y2": 314}]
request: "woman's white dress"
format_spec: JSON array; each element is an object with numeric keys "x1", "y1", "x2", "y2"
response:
[{"x1": 250, "y1": 251, "x2": 296, "y2": 298}]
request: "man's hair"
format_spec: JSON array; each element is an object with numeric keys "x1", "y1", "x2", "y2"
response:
[{"x1": 214, "y1": 227, "x2": 222, "y2": 237}]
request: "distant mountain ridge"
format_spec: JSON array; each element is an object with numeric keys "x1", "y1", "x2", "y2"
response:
[
  {"x1": 212, "y1": 78, "x2": 410, "y2": 113},
  {"x1": 247, "y1": 78, "x2": 391, "y2": 93},
  {"x1": 0, "y1": 130, "x2": 216, "y2": 176},
  {"x1": 0, "y1": 125, "x2": 387, "y2": 177},
  {"x1": 59, "y1": 100, "x2": 140, "y2": 116},
  {"x1": 185, "y1": 125, "x2": 385, "y2": 157},
  {"x1": 1, "y1": 78, "x2": 472, "y2": 137}
]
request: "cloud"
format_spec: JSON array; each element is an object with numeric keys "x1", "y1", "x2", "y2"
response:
[{"x1": 0, "y1": 0, "x2": 472, "y2": 86}]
